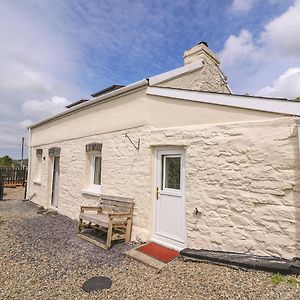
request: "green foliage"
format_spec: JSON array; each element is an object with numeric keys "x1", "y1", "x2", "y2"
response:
[
  {"x1": 0, "y1": 155, "x2": 13, "y2": 167},
  {"x1": 271, "y1": 273, "x2": 299, "y2": 287},
  {"x1": 287, "y1": 277, "x2": 298, "y2": 286},
  {"x1": 271, "y1": 273, "x2": 284, "y2": 285}
]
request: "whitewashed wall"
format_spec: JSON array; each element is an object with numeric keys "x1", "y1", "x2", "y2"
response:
[{"x1": 28, "y1": 117, "x2": 300, "y2": 259}]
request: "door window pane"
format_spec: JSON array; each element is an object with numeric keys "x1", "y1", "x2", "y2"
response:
[
  {"x1": 93, "y1": 156, "x2": 101, "y2": 185},
  {"x1": 164, "y1": 156, "x2": 181, "y2": 190}
]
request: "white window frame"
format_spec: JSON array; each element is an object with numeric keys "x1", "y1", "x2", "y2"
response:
[
  {"x1": 82, "y1": 152, "x2": 102, "y2": 196},
  {"x1": 33, "y1": 153, "x2": 42, "y2": 185},
  {"x1": 90, "y1": 154, "x2": 101, "y2": 189},
  {"x1": 161, "y1": 154, "x2": 182, "y2": 196}
]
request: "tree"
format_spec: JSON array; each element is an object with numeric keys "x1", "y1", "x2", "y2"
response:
[{"x1": 0, "y1": 155, "x2": 13, "y2": 167}]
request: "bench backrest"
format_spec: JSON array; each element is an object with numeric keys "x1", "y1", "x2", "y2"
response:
[{"x1": 99, "y1": 194, "x2": 134, "y2": 215}]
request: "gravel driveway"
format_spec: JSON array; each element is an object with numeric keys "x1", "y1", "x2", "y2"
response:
[{"x1": 0, "y1": 188, "x2": 299, "y2": 299}]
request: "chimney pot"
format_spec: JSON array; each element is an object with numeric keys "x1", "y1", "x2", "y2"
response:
[{"x1": 198, "y1": 41, "x2": 208, "y2": 47}]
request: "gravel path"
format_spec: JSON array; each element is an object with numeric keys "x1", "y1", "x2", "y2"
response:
[
  {"x1": 0, "y1": 191, "x2": 299, "y2": 299},
  {"x1": 2, "y1": 186, "x2": 25, "y2": 201}
]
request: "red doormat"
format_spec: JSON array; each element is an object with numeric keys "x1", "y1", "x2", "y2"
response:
[{"x1": 136, "y1": 242, "x2": 179, "y2": 263}]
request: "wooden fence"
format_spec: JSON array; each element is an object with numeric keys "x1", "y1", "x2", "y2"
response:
[{"x1": 0, "y1": 167, "x2": 27, "y2": 187}]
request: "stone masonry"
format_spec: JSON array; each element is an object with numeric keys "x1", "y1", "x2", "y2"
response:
[
  {"x1": 28, "y1": 117, "x2": 300, "y2": 259},
  {"x1": 157, "y1": 42, "x2": 231, "y2": 94},
  {"x1": 157, "y1": 58, "x2": 231, "y2": 94}
]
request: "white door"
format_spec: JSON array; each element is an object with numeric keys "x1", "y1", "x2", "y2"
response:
[
  {"x1": 51, "y1": 157, "x2": 60, "y2": 208},
  {"x1": 154, "y1": 149, "x2": 186, "y2": 250}
]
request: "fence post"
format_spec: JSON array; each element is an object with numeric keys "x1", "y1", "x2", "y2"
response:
[{"x1": 0, "y1": 170, "x2": 3, "y2": 201}]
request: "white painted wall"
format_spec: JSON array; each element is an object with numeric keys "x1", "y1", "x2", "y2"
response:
[
  {"x1": 30, "y1": 88, "x2": 284, "y2": 147},
  {"x1": 28, "y1": 116, "x2": 300, "y2": 259}
]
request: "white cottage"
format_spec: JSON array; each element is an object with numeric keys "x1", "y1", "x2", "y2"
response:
[{"x1": 27, "y1": 42, "x2": 300, "y2": 260}]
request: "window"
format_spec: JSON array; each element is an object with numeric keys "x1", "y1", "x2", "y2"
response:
[
  {"x1": 33, "y1": 149, "x2": 43, "y2": 184},
  {"x1": 83, "y1": 143, "x2": 102, "y2": 196},
  {"x1": 92, "y1": 155, "x2": 101, "y2": 186},
  {"x1": 162, "y1": 155, "x2": 181, "y2": 190}
]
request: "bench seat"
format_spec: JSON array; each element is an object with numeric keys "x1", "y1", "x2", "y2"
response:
[
  {"x1": 78, "y1": 212, "x2": 129, "y2": 226},
  {"x1": 77, "y1": 194, "x2": 134, "y2": 249}
]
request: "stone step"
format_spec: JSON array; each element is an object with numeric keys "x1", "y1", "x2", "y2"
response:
[{"x1": 125, "y1": 248, "x2": 166, "y2": 270}]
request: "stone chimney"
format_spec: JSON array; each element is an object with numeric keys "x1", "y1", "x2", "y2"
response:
[
  {"x1": 184, "y1": 41, "x2": 220, "y2": 66},
  {"x1": 182, "y1": 42, "x2": 231, "y2": 94},
  {"x1": 153, "y1": 41, "x2": 231, "y2": 94}
]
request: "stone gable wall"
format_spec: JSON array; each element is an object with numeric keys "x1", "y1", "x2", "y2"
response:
[
  {"x1": 28, "y1": 117, "x2": 300, "y2": 259},
  {"x1": 157, "y1": 58, "x2": 231, "y2": 94}
]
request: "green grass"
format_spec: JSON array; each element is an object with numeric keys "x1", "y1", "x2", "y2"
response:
[
  {"x1": 271, "y1": 273, "x2": 284, "y2": 285},
  {"x1": 287, "y1": 277, "x2": 298, "y2": 287},
  {"x1": 271, "y1": 273, "x2": 299, "y2": 286}
]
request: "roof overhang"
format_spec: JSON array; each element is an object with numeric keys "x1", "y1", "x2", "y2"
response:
[
  {"x1": 146, "y1": 86, "x2": 300, "y2": 116},
  {"x1": 149, "y1": 60, "x2": 204, "y2": 86}
]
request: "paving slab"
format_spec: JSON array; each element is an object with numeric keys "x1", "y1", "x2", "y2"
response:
[{"x1": 125, "y1": 248, "x2": 166, "y2": 270}]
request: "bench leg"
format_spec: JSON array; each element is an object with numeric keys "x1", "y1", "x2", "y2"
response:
[
  {"x1": 77, "y1": 219, "x2": 83, "y2": 234},
  {"x1": 106, "y1": 219, "x2": 113, "y2": 249},
  {"x1": 125, "y1": 218, "x2": 132, "y2": 243}
]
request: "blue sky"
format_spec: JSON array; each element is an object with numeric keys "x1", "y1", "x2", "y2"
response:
[{"x1": 1, "y1": 0, "x2": 300, "y2": 158}]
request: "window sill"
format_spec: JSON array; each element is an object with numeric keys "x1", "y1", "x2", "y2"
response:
[
  {"x1": 33, "y1": 180, "x2": 41, "y2": 185},
  {"x1": 49, "y1": 205, "x2": 58, "y2": 211},
  {"x1": 81, "y1": 189, "x2": 101, "y2": 197}
]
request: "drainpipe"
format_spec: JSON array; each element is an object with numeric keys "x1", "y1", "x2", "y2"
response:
[
  {"x1": 26, "y1": 127, "x2": 32, "y2": 200},
  {"x1": 296, "y1": 119, "x2": 300, "y2": 151}
]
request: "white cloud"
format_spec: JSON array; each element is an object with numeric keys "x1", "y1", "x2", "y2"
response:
[
  {"x1": 231, "y1": 0, "x2": 256, "y2": 12},
  {"x1": 0, "y1": 63, "x2": 50, "y2": 93},
  {"x1": 262, "y1": 0, "x2": 300, "y2": 56},
  {"x1": 0, "y1": 0, "x2": 170, "y2": 157},
  {"x1": 22, "y1": 96, "x2": 71, "y2": 120},
  {"x1": 0, "y1": 121, "x2": 28, "y2": 158},
  {"x1": 258, "y1": 68, "x2": 300, "y2": 99},
  {"x1": 19, "y1": 119, "x2": 34, "y2": 128},
  {"x1": 219, "y1": 30, "x2": 260, "y2": 68},
  {"x1": 221, "y1": 0, "x2": 300, "y2": 66},
  {"x1": 0, "y1": 1, "x2": 88, "y2": 157},
  {"x1": 220, "y1": 0, "x2": 300, "y2": 96}
]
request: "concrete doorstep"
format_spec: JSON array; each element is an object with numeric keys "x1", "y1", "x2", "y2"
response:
[{"x1": 125, "y1": 248, "x2": 167, "y2": 270}]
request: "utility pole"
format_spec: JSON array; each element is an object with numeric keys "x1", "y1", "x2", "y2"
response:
[
  {"x1": 0, "y1": 169, "x2": 3, "y2": 201},
  {"x1": 21, "y1": 137, "x2": 24, "y2": 169}
]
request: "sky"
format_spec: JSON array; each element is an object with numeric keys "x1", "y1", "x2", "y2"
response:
[{"x1": 1, "y1": 0, "x2": 300, "y2": 158}]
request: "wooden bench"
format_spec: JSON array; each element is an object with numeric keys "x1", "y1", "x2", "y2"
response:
[{"x1": 77, "y1": 195, "x2": 134, "y2": 249}]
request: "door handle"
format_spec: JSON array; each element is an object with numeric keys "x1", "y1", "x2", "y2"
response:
[{"x1": 156, "y1": 187, "x2": 160, "y2": 200}]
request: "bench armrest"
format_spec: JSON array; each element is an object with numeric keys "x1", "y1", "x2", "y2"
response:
[
  {"x1": 108, "y1": 212, "x2": 131, "y2": 217},
  {"x1": 80, "y1": 206, "x2": 102, "y2": 213}
]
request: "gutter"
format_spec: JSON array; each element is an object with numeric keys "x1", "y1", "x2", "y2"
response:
[{"x1": 28, "y1": 79, "x2": 149, "y2": 129}]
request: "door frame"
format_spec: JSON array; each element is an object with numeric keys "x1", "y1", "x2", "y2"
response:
[
  {"x1": 49, "y1": 156, "x2": 60, "y2": 209},
  {"x1": 151, "y1": 147, "x2": 187, "y2": 250}
]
